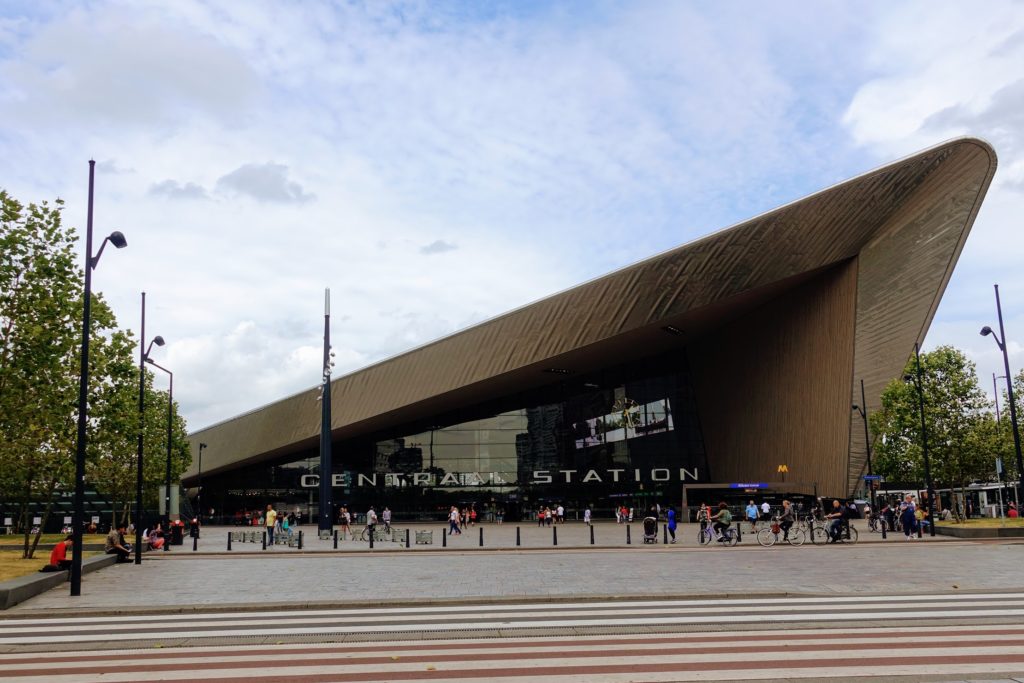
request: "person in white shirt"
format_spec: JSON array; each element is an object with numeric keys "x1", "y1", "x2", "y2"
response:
[
  {"x1": 556, "y1": 505, "x2": 565, "y2": 523},
  {"x1": 583, "y1": 507, "x2": 592, "y2": 525},
  {"x1": 760, "y1": 501, "x2": 771, "y2": 521}
]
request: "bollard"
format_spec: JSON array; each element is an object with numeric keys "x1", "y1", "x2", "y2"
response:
[
  {"x1": 334, "y1": 529, "x2": 339, "y2": 549},
  {"x1": 917, "y1": 523, "x2": 923, "y2": 539},
  {"x1": 845, "y1": 524, "x2": 851, "y2": 541},
  {"x1": 736, "y1": 522, "x2": 742, "y2": 543},
  {"x1": 227, "y1": 532, "x2": 232, "y2": 551},
  {"x1": 193, "y1": 535, "x2": 198, "y2": 552},
  {"x1": 626, "y1": 525, "x2": 631, "y2": 545},
  {"x1": 516, "y1": 526, "x2": 521, "y2": 546},
  {"x1": 479, "y1": 527, "x2": 483, "y2": 547},
  {"x1": 407, "y1": 529, "x2": 411, "y2": 549},
  {"x1": 369, "y1": 529, "x2": 374, "y2": 549},
  {"x1": 298, "y1": 530, "x2": 304, "y2": 550},
  {"x1": 881, "y1": 521, "x2": 887, "y2": 540},
  {"x1": 553, "y1": 526, "x2": 558, "y2": 546},
  {"x1": 262, "y1": 531, "x2": 267, "y2": 550},
  {"x1": 442, "y1": 529, "x2": 447, "y2": 547},
  {"x1": 590, "y1": 524, "x2": 595, "y2": 545},
  {"x1": 663, "y1": 525, "x2": 668, "y2": 544}
]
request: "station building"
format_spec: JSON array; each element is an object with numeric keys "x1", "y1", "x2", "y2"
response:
[{"x1": 184, "y1": 138, "x2": 996, "y2": 522}]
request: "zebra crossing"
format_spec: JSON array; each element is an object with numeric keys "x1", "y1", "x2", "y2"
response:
[{"x1": 0, "y1": 593, "x2": 1022, "y2": 681}]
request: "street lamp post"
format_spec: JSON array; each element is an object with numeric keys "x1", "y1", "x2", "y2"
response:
[
  {"x1": 908, "y1": 343, "x2": 936, "y2": 537},
  {"x1": 135, "y1": 292, "x2": 164, "y2": 565},
  {"x1": 852, "y1": 378, "x2": 876, "y2": 510},
  {"x1": 317, "y1": 289, "x2": 335, "y2": 533},
  {"x1": 981, "y1": 283, "x2": 1024, "y2": 510},
  {"x1": 145, "y1": 358, "x2": 173, "y2": 550},
  {"x1": 197, "y1": 442, "x2": 207, "y2": 521},
  {"x1": 71, "y1": 160, "x2": 127, "y2": 597}
]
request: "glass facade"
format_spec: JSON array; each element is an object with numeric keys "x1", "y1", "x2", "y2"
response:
[{"x1": 203, "y1": 347, "x2": 708, "y2": 523}]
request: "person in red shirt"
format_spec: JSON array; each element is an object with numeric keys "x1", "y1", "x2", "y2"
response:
[
  {"x1": 1009, "y1": 503, "x2": 1019, "y2": 519},
  {"x1": 40, "y1": 535, "x2": 72, "y2": 572}
]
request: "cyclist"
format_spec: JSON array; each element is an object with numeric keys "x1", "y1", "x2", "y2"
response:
[
  {"x1": 711, "y1": 502, "x2": 732, "y2": 542},
  {"x1": 778, "y1": 499, "x2": 795, "y2": 540},
  {"x1": 365, "y1": 506, "x2": 378, "y2": 539},
  {"x1": 696, "y1": 503, "x2": 710, "y2": 532},
  {"x1": 825, "y1": 499, "x2": 846, "y2": 542}
]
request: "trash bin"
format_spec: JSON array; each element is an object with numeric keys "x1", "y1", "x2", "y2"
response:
[{"x1": 171, "y1": 524, "x2": 184, "y2": 546}]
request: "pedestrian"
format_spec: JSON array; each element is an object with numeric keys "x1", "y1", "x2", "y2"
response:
[
  {"x1": 339, "y1": 507, "x2": 351, "y2": 539},
  {"x1": 760, "y1": 500, "x2": 771, "y2": 522},
  {"x1": 1010, "y1": 503, "x2": 1019, "y2": 518},
  {"x1": 745, "y1": 500, "x2": 758, "y2": 531},
  {"x1": 545, "y1": 507, "x2": 553, "y2": 526},
  {"x1": 899, "y1": 494, "x2": 917, "y2": 540},
  {"x1": 697, "y1": 503, "x2": 710, "y2": 532},
  {"x1": 583, "y1": 507, "x2": 592, "y2": 526},
  {"x1": 666, "y1": 506, "x2": 676, "y2": 543},
  {"x1": 556, "y1": 504, "x2": 564, "y2": 524},
  {"x1": 537, "y1": 507, "x2": 545, "y2": 527},
  {"x1": 265, "y1": 504, "x2": 277, "y2": 545},
  {"x1": 382, "y1": 507, "x2": 392, "y2": 532},
  {"x1": 469, "y1": 507, "x2": 477, "y2": 526},
  {"x1": 497, "y1": 508, "x2": 505, "y2": 524},
  {"x1": 448, "y1": 506, "x2": 461, "y2": 535}
]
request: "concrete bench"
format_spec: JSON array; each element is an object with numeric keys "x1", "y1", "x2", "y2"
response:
[{"x1": 0, "y1": 554, "x2": 118, "y2": 610}]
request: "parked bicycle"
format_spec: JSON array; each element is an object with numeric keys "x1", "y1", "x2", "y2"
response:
[{"x1": 756, "y1": 517, "x2": 805, "y2": 547}]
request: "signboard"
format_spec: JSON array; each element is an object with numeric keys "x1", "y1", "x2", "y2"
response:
[
  {"x1": 996, "y1": 457, "x2": 1004, "y2": 477},
  {"x1": 3, "y1": 518, "x2": 11, "y2": 526},
  {"x1": 862, "y1": 475, "x2": 882, "y2": 481},
  {"x1": 729, "y1": 482, "x2": 767, "y2": 489},
  {"x1": 63, "y1": 516, "x2": 72, "y2": 524},
  {"x1": 91, "y1": 516, "x2": 100, "y2": 524},
  {"x1": 32, "y1": 517, "x2": 41, "y2": 525}
]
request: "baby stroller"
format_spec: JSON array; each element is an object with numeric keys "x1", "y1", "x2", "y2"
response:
[{"x1": 642, "y1": 516, "x2": 658, "y2": 544}]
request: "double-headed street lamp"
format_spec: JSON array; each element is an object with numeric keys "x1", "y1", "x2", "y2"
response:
[
  {"x1": 71, "y1": 160, "x2": 127, "y2": 597},
  {"x1": 145, "y1": 357, "x2": 174, "y2": 550},
  {"x1": 851, "y1": 378, "x2": 876, "y2": 510},
  {"x1": 981, "y1": 283, "x2": 1024, "y2": 509},
  {"x1": 905, "y1": 343, "x2": 936, "y2": 536},
  {"x1": 135, "y1": 292, "x2": 164, "y2": 565},
  {"x1": 197, "y1": 442, "x2": 207, "y2": 522}
]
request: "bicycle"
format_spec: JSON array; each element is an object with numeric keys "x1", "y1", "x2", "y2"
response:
[
  {"x1": 360, "y1": 525, "x2": 392, "y2": 542},
  {"x1": 756, "y1": 518, "x2": 805, "y2": 547},
  {"x1": 698, "y1": 525, "x2": 738, "y2": 547},
  {"x1": 819, "y1": 521, "x2": 858, "y2": 544}
]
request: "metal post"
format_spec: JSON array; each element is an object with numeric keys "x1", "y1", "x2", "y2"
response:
[
  {"x1": 134, "y1": 293, "x2": 146, "y2": 565},
  {"x1": 881, "y1": 519, "x2": 887, "y2": 540},
  {"x1": 197, "y1": 443, "x2": 206, "y2": 529},
  {"x1": 192, "y1": 535, "x2": 197, "y2": 551},
  {"x1": 407, "y1": 528, "x2": 411, "y2": 548},
  {"x1": 318, "y1": 289, "x2": 334, "y2": 534},
  {"x1": 663, "y1": 524, "x2": 668, "y2": 544},
  {"x1": 442, "y1": 528, "x2": 447, "y2": 547},
  {"x1": 298, "y1": 530, "x2": 303, "y2": 550},
  {"x1": 859, "y1": 379, "x2": 877, "y2": 510},
  {"x1": 516, "y1": 526, "x2": 520, "y2": 546},
  {"x1": 334, "y1": 529, "x2": 338, "y2": 549},
  {"x1": 995, "y1": 285, "x2": 1024, "y2": 511},
  {"x1": 478, "y1": 527, "x2": 483, "y2": 547},
  {"x1": 369, "y1": 528, "x2": 374, "y2": 549},
  {"x1": 626, "y1": 525, "x2": 631, "y2": 545},
  {"x1": 553, "y1": 526, "x2": 557, "y2": 546},
  {"x1": 736, "y1": 519, "x2": 742, "y2": 542},
  {"x1": 913, "y1": 343, "x2": 936, "y2": 537},
  {"x1": 590, "y1": 524, "x2": 595, "y2": 545},
  {"x1": 262, "y1": 531, "x2": 266, "y2": 550},
  {"x1": 227, "y1": 532, "x2": 232, "y2": 551}
]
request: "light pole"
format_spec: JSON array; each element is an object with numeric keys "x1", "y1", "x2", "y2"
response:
[
  {"x1": 852, "y1": 378, "x2": 876, "y2": 509},
  {"x1": 71, "y1": 160, "x2": 127, "y2": 597},
  {"x1": 145, "y1": 358, "x2": 173, "y2": 549},
  {"x1": 317, "y1": 289, "x2": 335, "y2": 533},
  {"x1": 197, "y1": 442, "x2": 207, "y2": 522},
  {"x1": 981, "y1": 283, "x2": 1024, "y2": 510},
  {"x1": 906, "y1": 343, "x2": 936, "y2": 536},
  {"x1": 135, "y1": 292, "x2": 164, "y2": 565}
]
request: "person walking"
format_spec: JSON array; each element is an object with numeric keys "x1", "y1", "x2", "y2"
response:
[
  {"x1": 366, "y1": 506, "x2": 378, "y2": 539},
  {"x1": 556, "y1": 504, "x2": 564, "y2": 524},
  {"x1": 583, "y1": 507, "x2": 592, "y2": 526},
  {"x1": 745, "y1": 500, "x2": 758, "y2": 532},
  {"x1": 265, "y1": 504, "x2": 277, "y2": 545},
  {"x1": 899, "y1": 494, "x2": 917, "y2": 540},
  {"x1": 448, "y1": 506, "x2": 461, "y2": 535},
  {"x1": 666, "y1": 506, "x2": 677, "y2": 543},
  {"x1": 382, "y1": 507, "x2": 392, "y2": 532},
  {"x1": 760, "y1": 500, "x2": 771, "y2": 522}
]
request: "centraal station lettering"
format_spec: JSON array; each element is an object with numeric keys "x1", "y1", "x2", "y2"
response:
[{"x1": 300, "y1": 468, "x2": 701, "y2": 488}]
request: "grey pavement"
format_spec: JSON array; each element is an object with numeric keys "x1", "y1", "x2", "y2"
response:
[{"x1": 10, "y1": 531, "x2": 1022, "y2": 613}]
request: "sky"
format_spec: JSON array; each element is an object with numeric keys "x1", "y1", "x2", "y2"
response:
[{"x1": 1, "y1": 0, "x2": 1023, "y2": 431}]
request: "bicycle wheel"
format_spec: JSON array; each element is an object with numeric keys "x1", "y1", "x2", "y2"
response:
[
  {"x1": 756, "y1": 528, "x2": 776, "y2": 547},
  {"x1": 697, "y1": 528, "x2": 711, "y2": 545},
  {"x1": 360, "y1": 528, "x2": 371, "y2": 542},
  {"x1": 810, "y1": 525, "x2": 829, "y2": 545},
  {"x1": 845, "y1": 526, "x2": 859, "y2": 544},
  {"x1": 787, "y1": 528, "x2": 805, "y2": 546},
  {"x1": 725, "y1": 529, "x2": 739, "y2": 547}
]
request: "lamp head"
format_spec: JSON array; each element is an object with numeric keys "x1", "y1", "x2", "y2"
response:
[
  {"x1": 108, "y1": 231, "x2": 127, "y2": 249},
  {"x1": 152, "y1": 336, "x2": 165, "y2": 347},
  {"x1": 980, "y1": 326, "x2": 993, "y2": 337},
  {"x1": 199, "y1": 442, "x2": 207, "y2": 449},
  {"x1": 851, "y1": 404, "x2": 859, "y2": 412}
]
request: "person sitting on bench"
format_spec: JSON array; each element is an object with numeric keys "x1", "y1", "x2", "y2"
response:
[
  {"x1": 105, "y1": 524, "x2": 132, "y2": 563},
  {"x1": 39, "y1": 535, "x2": 73, "y2": 572}
]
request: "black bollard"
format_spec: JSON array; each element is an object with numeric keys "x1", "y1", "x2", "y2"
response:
[
  {"x1": 262, "y1": 531, "x2": 267, "y2": 550},
  {"x1": 590, "y1": 524, "x2": 595, "y2": 545},
  {"x1": 369, "y1": 528, "x2": 374, "y2": 549},
  {"x1": 881, "y1": 521, "x2": 887, "y2": 540},
  {"x1": 193, "y1": 535, "x2": 198, "y2": 552},
  {"x1": 334, "y1": 529, "x2": 339, "y2": 549},
  {"x1": 736, "y1": 522, "x2": 742, "y2": 543},
  {"x1": 227, "y1": 532, "x2": 232, "y2": 551},
  {"x1": 626, "y1": 524, "x2": 631, "y2": 545},
  {"x1": 442, "y1": 529, "x2": 447, "y2": 547},
  {"x1": 298, "y1": 530, "x2": 304, "y2": 549},
  {"x1": 407, "y1": 529, "x2": 411, "y2": 548},
  {"x1": 663, "y1": 525, "x2": 668, "y2": 544},
  {"x1": 516, "y1": 526, "x2": 521, "y2": 546},
  {"x1": 917, "y1": 523, "x2": 923, "y2": 539},
  {"x1": 553, "y1": 526, "x2": 558, "y2": 546},
  {"x1": 479, "y1": 527, "x2": 483, "y2": 547}
]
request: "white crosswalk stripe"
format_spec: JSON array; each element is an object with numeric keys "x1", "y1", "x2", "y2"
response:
[{"x1": 0, "y1": 593, "x2": 1022, "y2": 681}]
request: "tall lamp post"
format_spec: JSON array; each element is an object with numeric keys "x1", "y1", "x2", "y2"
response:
[
  {"x1": 135, "y1": 292, "x2": 164, "y2": 565},
  {"x1": 317, "y1": 288, "x2": 335, "y2": 533},
  {"x1": 906, "y1": 343, "x2": 936, "y2": 536},
  {"x1": 981, "y1": 283, "x2": 1024, "y2": 510},
  {"x1": 197, "y1": 442, "x2": 207, "y2": 522},
  {"x1": 852, "y1": 378, "x2": 876, "y2": 510},
  {"x1": 145, "y1": 358, "x2": 174, "y2": 550},
  {"x1": 71, "y1": 160, "x2": 127, "y2": 597}
]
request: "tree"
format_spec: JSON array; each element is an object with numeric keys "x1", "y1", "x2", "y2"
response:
[{"x1": 871, "y1": 346, "x2": 993, "y2": 512}]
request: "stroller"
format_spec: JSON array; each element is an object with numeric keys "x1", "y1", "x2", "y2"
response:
[{"x1": 642, "y1": 516, "x2": 659, "y2": 544}]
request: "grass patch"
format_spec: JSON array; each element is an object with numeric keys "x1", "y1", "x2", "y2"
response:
[
  {"x1": 0, "y1": 550, "x2": 99, "y2": 583},
  {"x1": 937, "y1": 518, "x2": 1024, "y2": 528},
  {"x1": 0, "y1": 534, "x2": 106, "y2": 547}
]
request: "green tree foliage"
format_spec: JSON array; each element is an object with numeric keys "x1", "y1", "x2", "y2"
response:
[
  {"x1": 871, "y1": 346, "x2": 994, "y2": 500},
  {"x1": 0, "y1": 189, "x2": 190, "y2": 557}
]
